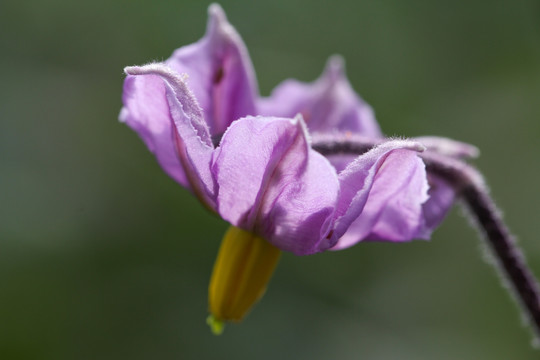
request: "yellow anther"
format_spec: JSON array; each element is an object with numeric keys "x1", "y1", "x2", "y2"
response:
[{"x1": 208, "y1": 226, "x2": 281, "y2": 333}]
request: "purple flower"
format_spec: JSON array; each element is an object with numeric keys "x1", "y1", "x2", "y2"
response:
[
  {"x1": 122, "y1": 61, "x2": 427, "y2": 254},
  {"x1": 119, "y1": 4, "x2": 452, "y2": 332}
]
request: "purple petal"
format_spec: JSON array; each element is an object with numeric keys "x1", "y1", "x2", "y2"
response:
[
  {"x1": 415, "y1": 136, "x2": 479, "y2": 159},
  {"x1": 418, "y1": 174, "x2": 455, "y2": 237},
  {"x1": 330, "y1": 140, "x2": 428, "y2": 250},
  {"x1": 212, "y1": 116, "x2": 339, "y2": 255},
  {"x1": 120, "y1": 72, "x2": 190, "y2": 188},
  {"x1": 124, "y1": 64, "x2": 216, "y2": 207},
  {"x1": 165, "y1": 4, "x2": 258, "y2": 135},
  {"x1": 258, "y1": 55, "x2": 382, "y2": 137},
  {"x1": 359, "y1": 152, "x2": 430, "y2": 242}
]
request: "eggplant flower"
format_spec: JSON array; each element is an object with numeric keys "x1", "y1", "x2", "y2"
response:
[{"x1": 120, "y1": 4, "x2": 438, "y2": 333}]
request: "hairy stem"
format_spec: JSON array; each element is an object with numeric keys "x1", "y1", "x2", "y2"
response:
[{"x1": 312, "y1": 134, "x2": 540, "y2": 339}]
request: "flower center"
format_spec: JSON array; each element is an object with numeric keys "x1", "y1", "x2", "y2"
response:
[{"x1": 207, "y1": 226, "x2": 281, "y2": 334}]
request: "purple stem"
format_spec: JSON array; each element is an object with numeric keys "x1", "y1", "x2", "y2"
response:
[{"x1": 312, "y1": 134, "x2": 540, "y2": 339}]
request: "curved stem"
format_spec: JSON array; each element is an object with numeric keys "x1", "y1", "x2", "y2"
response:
[
  {"x1": 423, "y1": 152, "x2": 540, "y2": 340},
  {"x1": 312, "y1": 135, "x2": 540, "y2": 339}
]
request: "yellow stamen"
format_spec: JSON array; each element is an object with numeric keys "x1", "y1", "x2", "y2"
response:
[{"x1": 208, "y1": 226, "x2": 281, "y2": 334}]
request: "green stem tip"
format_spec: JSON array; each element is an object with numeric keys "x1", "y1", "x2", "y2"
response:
[{"x1": 206, "y1": 314, "x2": 225, "y2": 335}]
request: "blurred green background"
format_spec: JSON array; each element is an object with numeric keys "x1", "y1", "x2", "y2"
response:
[{"x1": 1, "y1": 0, "x2": 540, "y2": 359}]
